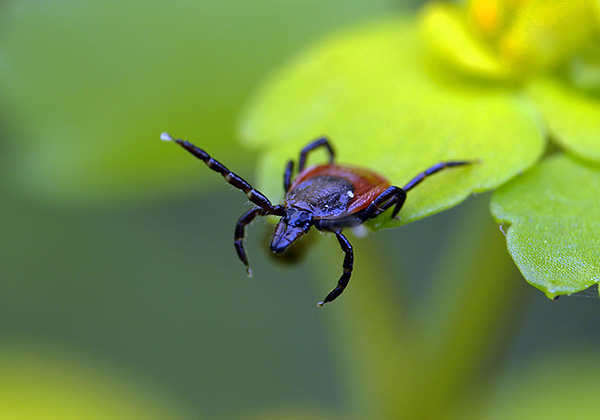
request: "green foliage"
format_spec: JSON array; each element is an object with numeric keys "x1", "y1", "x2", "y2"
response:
[
  {"x1": 237, "y1": 8, "x2": 600, "y2": 417},
  {"x1": 3, "y1": 1, "x2": 600, "y2": 419},
  {"x1": 528, "y1": 76, "x2": 600, "y2": 162},
  {"x1": 240, "y1": 0, "x2": 600, "y2": 300},
  {"x1": 0, "y1": 1, "x2": 243, "y2": 203},
  {"x1": 0, "y1": 0, "x2": 397, "y2": 204},
  {"x1": 236, "y1": 5, "x2": 600, "y2": 414},
  {"x1": 491, "y1": 154, "x2": 600, "y2": 298},
  {"x1": 240, "y1": 18, "x2": 545, "y2": 228}
]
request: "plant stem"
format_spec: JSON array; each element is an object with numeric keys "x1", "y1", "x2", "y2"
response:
[
  {"x1": 414, "y1": 195, "x2": 521, "y2": 418},
  {"x1": 312, "y1": 233, "x2": 418, "y2": 420}
]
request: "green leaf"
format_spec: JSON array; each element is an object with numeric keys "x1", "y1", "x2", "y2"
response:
[
  {"x1": 0, "y1": 0, "x2": 397, "y2": 205},
  {"x1": 528, "y1": 75, "x2": 600, "y2": 163},
  {"x1": 240, "y1": 17, "x2": 545, "y2": 228},
  {"x1": 491, "y1": 153, "x2": 600, "y2": 298}
]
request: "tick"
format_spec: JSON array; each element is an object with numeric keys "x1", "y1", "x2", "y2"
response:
[{"x1": 161, "y1": 133, "x2": 474, "y2": 306}]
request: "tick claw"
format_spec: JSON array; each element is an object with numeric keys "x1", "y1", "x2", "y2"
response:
[
  {"x1": 160, "y1": 132, "x2": 173, "y2": 142},
  {"x1": 317, "y1": 301, "x2": 325, "y2": 307},
  {"x1": 246, "y1": 268, "x2": 253, "y2": 278}
]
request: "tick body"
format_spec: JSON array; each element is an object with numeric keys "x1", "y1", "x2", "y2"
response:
[{"x1": 162, "y1": 133, "x2": 474, "y2": 306}]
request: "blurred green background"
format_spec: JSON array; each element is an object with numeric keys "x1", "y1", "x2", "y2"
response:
[{"x1": 1, "y1": 1, "x2": 599, "y2": 419}]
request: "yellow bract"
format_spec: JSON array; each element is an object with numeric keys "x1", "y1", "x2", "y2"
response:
[
  {"x1": 467, "y1": 0, "x2": 508, "y2": 40},
  {"x1": 422, "y1": 0, "x2": 597, "y2": 79},
  {"x1": 420, "y1": 2, "x2": 512, "y2": 80}
]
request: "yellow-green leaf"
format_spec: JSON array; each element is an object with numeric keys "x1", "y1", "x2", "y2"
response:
[
  {"x1": 491, "y1": 154, "x2": 600, "y2": 298},
  {"x1": 240, "y1": 17, "x2": 545, "y2": 228},
  {"x1": 528, "y1": 75, "x2": 600, "y2": 163}
]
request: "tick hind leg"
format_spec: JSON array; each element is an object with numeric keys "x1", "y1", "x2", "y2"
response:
[
  {"x1": 402, "y1": 161, "x2": 473, "y2": 192},
  {"x1": 298, "y1": 137, "x2": 335, "y2": 172},
  {"x1": 318, "y1": 232, "x2": 354, "y2": 307},
  {"x1": 360, "y1": 186, "x2": 407, "y2": 221},
  {"x1": 360, "y1": 160, "x2": 475, "y2": 221},
  {"x1": 234, "y1": 206, "x2": 268, "y2": 277}
]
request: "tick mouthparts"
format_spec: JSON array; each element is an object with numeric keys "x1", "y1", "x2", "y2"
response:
[
  {"x1": 160, "y1": 132, "x2": 174, "y2": 142},
  {"x1": 270, "y1": 238, "x2": 291, "y2": 255},
  {"x1": 270, "y1": 221, "x2": 306, "y2": 255}
]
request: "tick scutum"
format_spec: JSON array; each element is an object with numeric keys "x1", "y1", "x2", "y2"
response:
[{"x1": 286, "y1": 174, "x2": 354, "y2": 218}]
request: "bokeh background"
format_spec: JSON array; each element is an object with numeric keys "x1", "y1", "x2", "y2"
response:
[{"x1": 1, "y1": 1, "x2": 599, "y2": 419}]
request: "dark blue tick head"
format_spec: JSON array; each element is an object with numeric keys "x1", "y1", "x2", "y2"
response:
[{"x1": 270, "y1": 207, "x2": 313, "y2": 254}]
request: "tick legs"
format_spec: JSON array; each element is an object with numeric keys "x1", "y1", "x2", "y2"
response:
[
  {"x1": 161, "y1": 133, "x2": 284, "y2": 216},
  {"x1": 318, "y1": 232, "x2": 354, "y2": 307},
  {"x1": 284, "y1": 137, "x2": 335, "y2": 191},
  {"x1": 361, "y1": 160, "x2": 474, "y2": 221},
  {"x1": 361, "y1": 186, "x2": 407, "y2": 221},
  {"x1": 298, "y1": 137, "x2": 335, "y2": 172},
  {"x1": 283, "y1": 160, "x2": 294, "y2": 192},
  {"x1": 402, "y1": 161, "x2": 473, "y2": 192},
  {"x1": 234, "y1": 206, "x2": 268, "y2": 277}
]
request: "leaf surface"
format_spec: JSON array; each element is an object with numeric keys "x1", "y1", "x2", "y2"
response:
[
  {"x1": 528, "y1": 76, "x2": 600, "y2": 163},
  {"x1": 491, "y1": 154, "x2": 600, "y2": 298}
]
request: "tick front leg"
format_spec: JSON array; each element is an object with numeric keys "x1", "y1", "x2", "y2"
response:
[
  {"x1": 318, "y1": 231, "x2": 354, "y2": 307},
  {"x1": 161, "y1": 133, "x2": 283, "y2": 215},
  {"x1": 234, "y1": 206, "x2": 268, "y2": 277}
]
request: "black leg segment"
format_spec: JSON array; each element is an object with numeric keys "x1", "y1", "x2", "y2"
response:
[
  {"x1": 284, "y1": 160, "x2": 294, "y2": 192},
  {"x1": 402, "y1": 161, "x2": 473, "y2": 193},
  {"x1": 318, "y1": 231, "x2": 354, "y2": 307},
  {"x1": 234, "y1": 206, "x2": 268, "y2": 277},
  {"x1": 298, "y1": 137, "x2": 335, "y2": 172},
  {"x1": 162, "y1": 133, "x2": 284, "y2": 215},
  {"x1": 361, "y1": 186, "x2": 407, "y2": 221}
]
